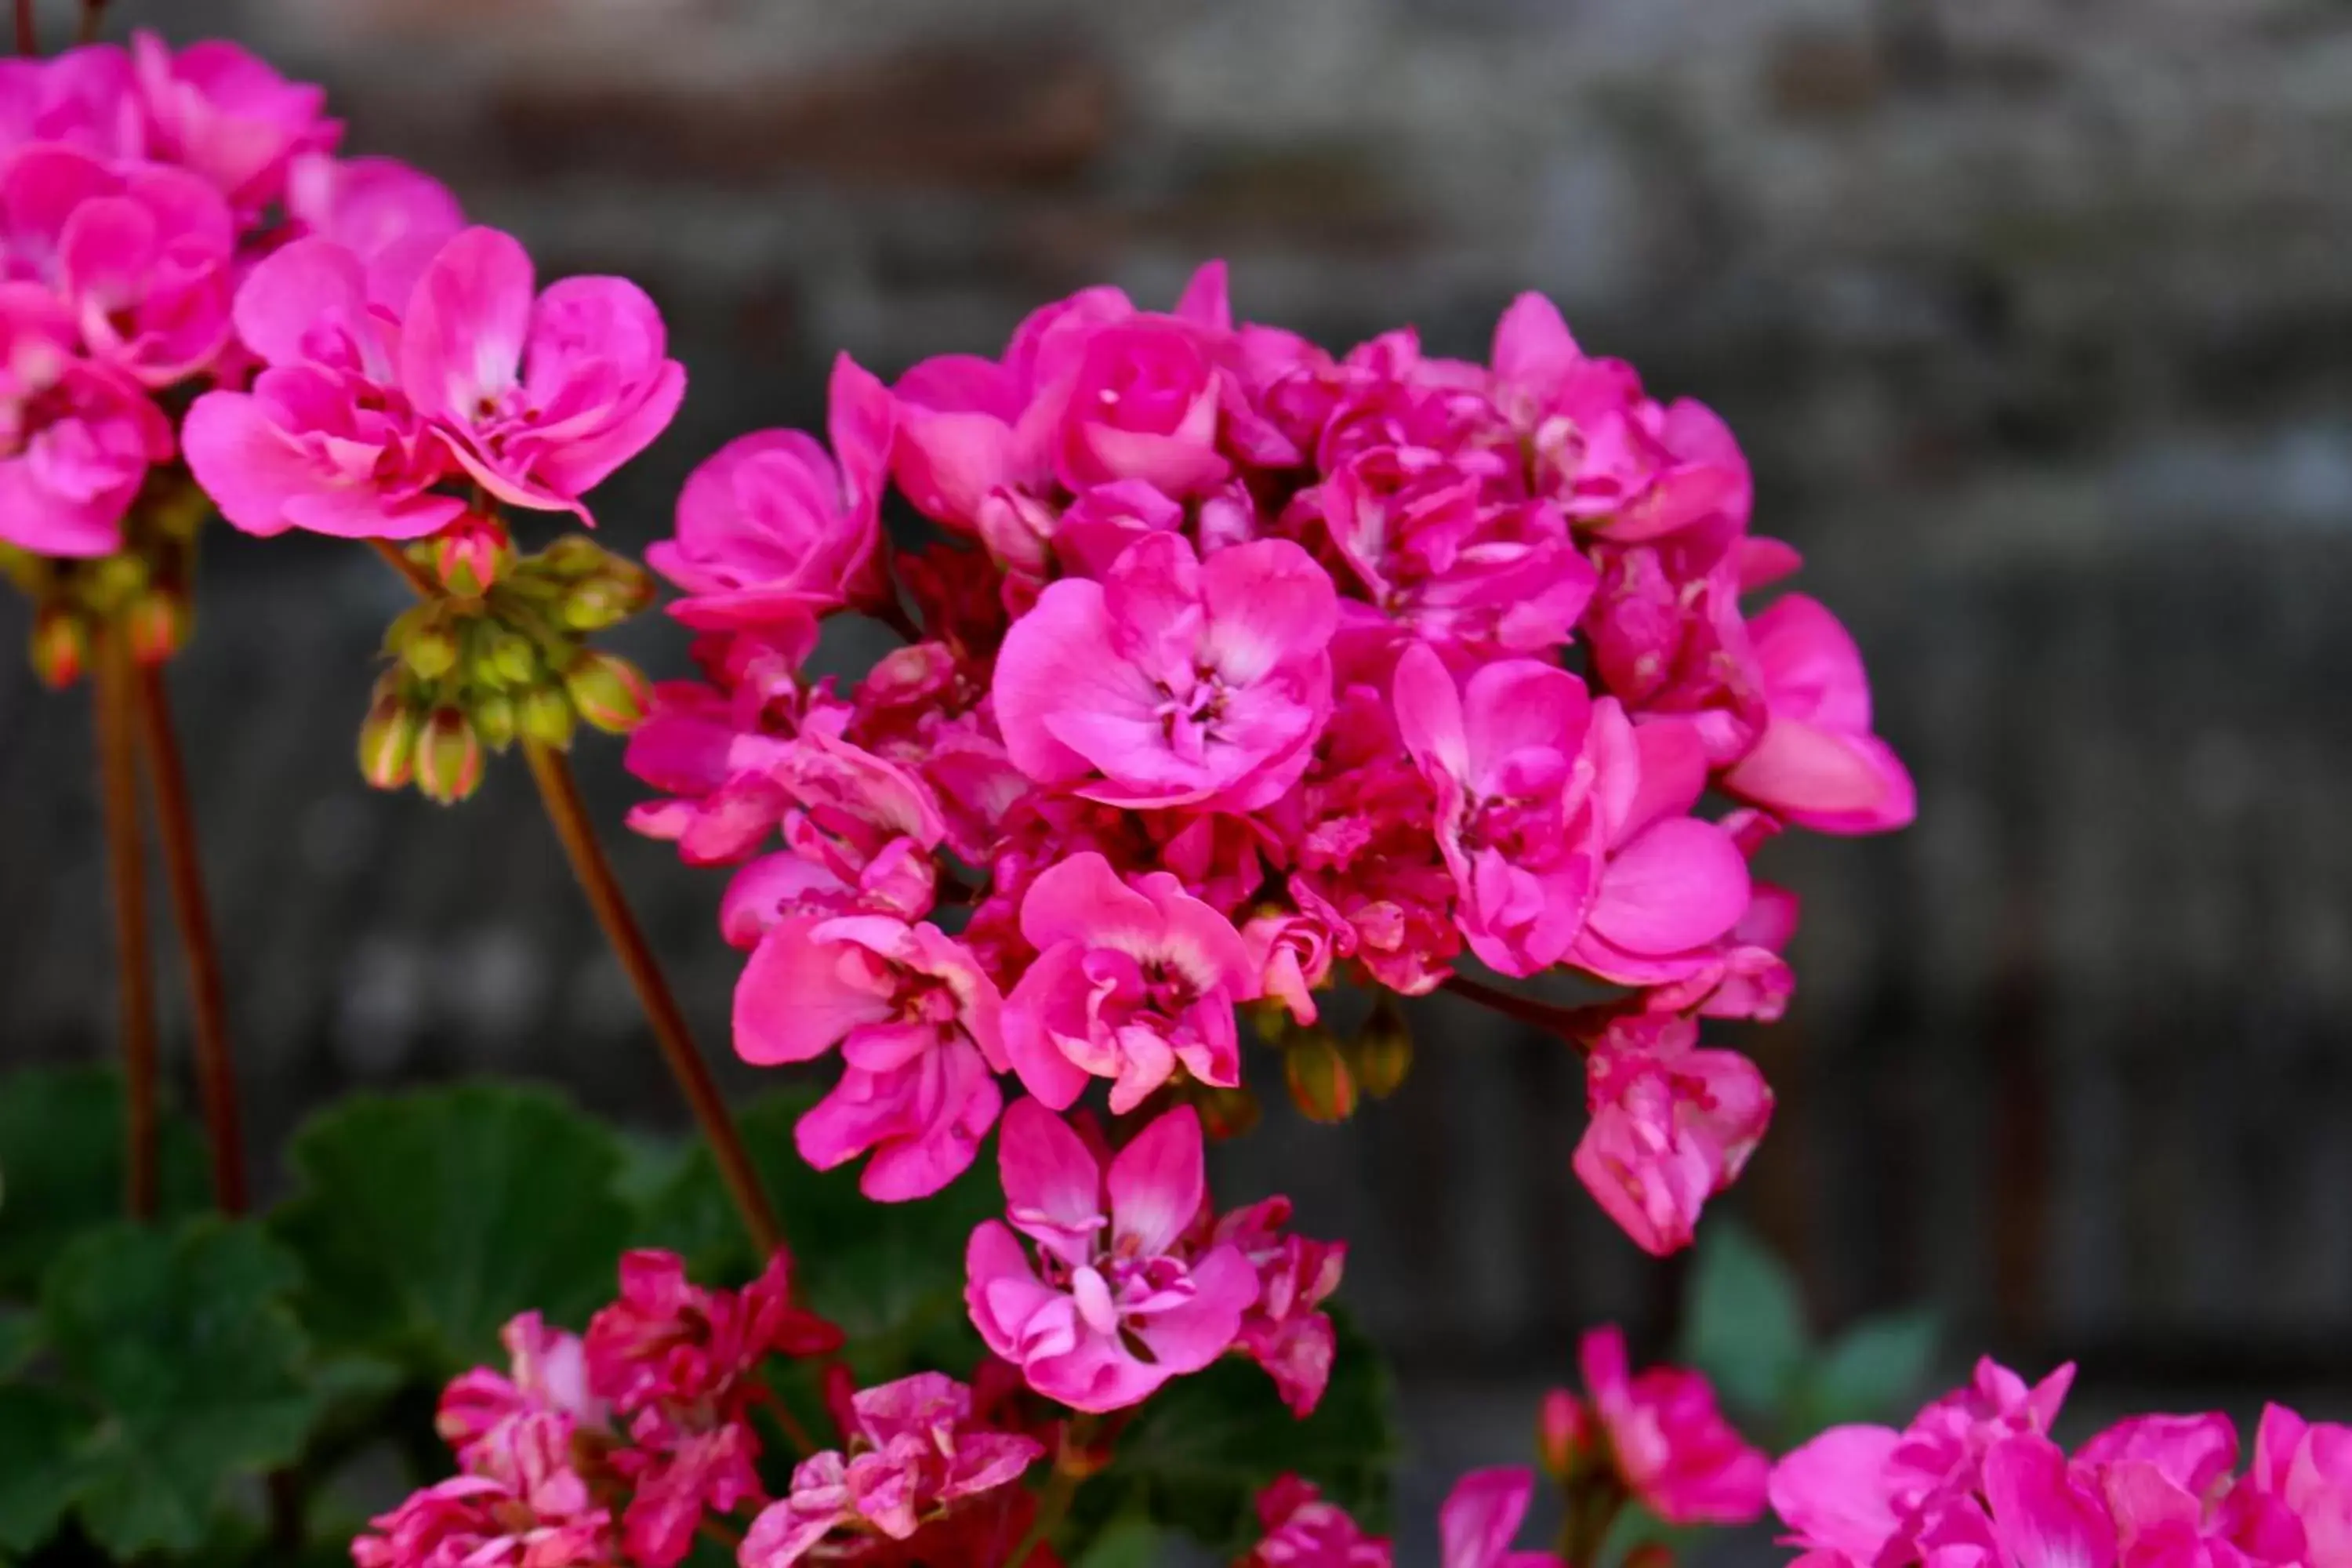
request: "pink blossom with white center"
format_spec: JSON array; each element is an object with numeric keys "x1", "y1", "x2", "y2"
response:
[
  {"x1": 1242, "y1": 1475, "x2": 1395, "y2": 1568},
  {"x1": 649, "y1": 353, "x2": 895, "y2": 630},
  {"x1": 181, "y1": 237, "x2": 464, "y2": 540},
  {"x1": 739, "y1": 1372, "x2": 1044, "y2": 1568},
  {"x1": 353, "y1": 1412, "x2": 612, "y2": 1568},
  {"x1": 1210, "y1": 1196, "x2": 1348, "y2": 1417},
  {"x1": 1571, "y1": 1014, "x2": 1772, "y2": 1257},
  {"x1": 732, "y1": 914, "x2": 1007, "y2": 1200},
  {"x1": 1720, "y1": 593, "x2": 1917, "y2": 836},
  {"x1": 0, "y1": 282, "x2": 170, "y2": 557},
  {"x1": 1438, "y1": 1468, "x2": 1563, "y2": 1568},
  {"x1": 397, "y1": 225, "x2": 684, "y2": 521},
  {"x1": 1568, "y1": 1323, "x2": 1770, "y2": 1525},
  {"x1": 131, "y1": 32, "x2": 338, "y2": 212},
  {"x1": 1000, "y1": 851, "x2": 1260, "y2": 1113},
  {"x1": 965, "y1": 1100, "x2": 1258, "y2": 1414},
  {"x1": 994, "y1": 531, "x2": 1338, "y2": 811}
]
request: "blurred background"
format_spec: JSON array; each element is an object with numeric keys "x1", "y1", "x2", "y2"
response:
[{"x1": 6, "y1": 0, "x2": 2352, "y2": 1555}]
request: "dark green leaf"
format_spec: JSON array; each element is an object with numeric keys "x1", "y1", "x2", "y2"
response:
[
  {"x1": 1072, "y1": 1508, "x2": 1163, "y2": 1568},
  {"x1": 1792, "y1": 1310, "x2": 1940, "y2": 1437},
  {"x1": 635, "y1": 1087, "x2": 996, "y2": 1378},
  {"x1": 0, "y1": 1385, "x2": 89, "y2": 1552},
  {"x1": 271, "y1": 1083, "x2": 635, "y2": 1374},
  {"x1": 0, "y1": 1310, "x2": 34, "y2": 1377},
  {"x1": 1070, "y1": 1308, "x2": 1396, "y2": 1556},
  {"x1": 0, "y1": 1066, "x2": 208, "y2": 1297},
  {"x1": 1679, "y1": 1218, "x2": 1809, "y2": 1424},
  {"x1": 42, "y1": 1218, "x2": 321, "y2": 1557}
]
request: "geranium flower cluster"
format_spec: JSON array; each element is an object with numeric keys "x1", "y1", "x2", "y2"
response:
[
  {"x1": 630, "y1": 259, "x2": 1915, "y2": 1310},
  {"x1": 1769, "y1": 1358, "x2": 2352, "y2": 1568}
]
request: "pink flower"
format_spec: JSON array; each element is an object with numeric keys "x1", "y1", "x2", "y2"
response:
[
  {"x1": 2238, "y1": 1406, "x2": 2352, "y2": 1566},
  {"x1": 353, "y1": 1413, "x2": 612, "y2": 1568},
  {"x1": 286, "y1": 153, "x2": 465, "y2": 308},
  {"x1": 994, "y1": 532, "x2": 1338, "y2": 810},
  {"x1": 649, "y1": 353, "x2": 895, "y2": 628},
  {"x1": 1241, "y1": 1475, "x2": 1394, "y2": 1568},
  {"x1": 965, "y1": 1100, "x2": 1258, "y2": 1413},
  {"x1": 436, "y1": 1312, "x2": 604, "y2": 1466},
  {"x1": 1570, "y1": 1323, "x2": 1769, "y2": 1525},
  {"x1": 1047, "y1": 314, "x2": 1232, "y2": 496},
  {"x1": 0, "y1": 45, "x2": 146, "y2": 164},
  {"x1": 1918, "y1": 1434, "x2": 2118, "y2": 1568},
  {"x1": 1209, "y1": 1196, "x2": 1348, "y2": 1417},
  {"x1": 1000, "y1": 851, "x2": 1259, "y2": 1112},
  {"x1": 0, "y1": 283, "x2": 170, "y2": 556},
  {"x1": 182, "y1": 237, "x2": 464, "y2": 539},
  {"x1": 1719, "y1": 594, "x2": 1915, "y2": 835},
  {"x1": 1571, "y1": 1014, "x2": 1772, "y2": 1256},
  {"x1": 1438, "y1": 1468, "x2": 1562, "y2": 1568},
  {"x1": 398, "y1": 225, "x2": 684, "y2": 519},
  {"x1": 731, "y1": 914, "x2": 1007, "y2": 1200},
  {"x1": 739, "y1": 1372, "x2": 1044, "y2": 1568},
  {"x1": 132, "y1": 32, "x2": 337, "y2": 211},
  {"x1": 583, "y1": 1250, "x2": 839, "y2": 1421}
]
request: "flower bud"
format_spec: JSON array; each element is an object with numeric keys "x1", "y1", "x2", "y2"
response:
[
  {"x1": 485, "y1": 630, "x2": 541, "y2": 688},
  {"x1": 123, "y1": 590, "x2": 186, "y2": 666},
  {"x1": 416, "y1": 706, "x2": 484, "y2": 804},
  {"x1": 472, "y1": 691, "x2": 517, "y2": 752},
  {"x1": 401, "y1": 618, "x2": 462, "y2": 682},
  {"x1": 559, "y1": 577, "x2": 632, "y2": 632},
  {"x1": 1283, "y1": 1030, "x2": 1358, "y2": 1125},
  {"x1": 519, "y1": 684, "x2": 576, "y2": 750},
  {"x1": 562, "y1": 649, "x2": 651, "y2": 735},
  {"x1": 429, "y1": 513, "x2": 512, "y2": 597},
  {"x1": 358, "y1": 679, "x2": 422, "y2": 789},
  {"x1": 539, "y1": 534, "x2": 608, "y2": 579},
  {"x1": 29, "y1": 604, "x2": 85, "y2": 688},
  {"x1": 1192, "y1": 1083, "x2": 1262, "y2": 1142},
  {"x1": 1348, "y1": 993, "x2": 1414, "y2": 1100},
  {"x1": 1538, "y1": 1388, "x2": 1595, "y2": 1482}
]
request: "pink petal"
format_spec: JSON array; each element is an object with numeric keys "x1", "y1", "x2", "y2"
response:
[
  {"x1": 992, "y1": 577, "x2": 1134, "y2": 786},
  {"x1": 1588, "y1": 818, "x2": 1750, "y2": 956},
  {"x1": 1392, "y1": 641, "x2": 1469, "y2": 784},
  {"x1": 731, "y1": 916, "x2": 895, "y2": 1065},
  {"x1": 1769, "y1": 1426, "x2": 1907, "y2": 1561},
  {"x1": 997, "y1": 1098, "x2": 1106, "y2": 1252},
  {"x1": 1015, "y1": 851, "x2": 1163, "y2": 955},
  {"x1": 1981, "y1": 1435, "x2": 2116, "y2": 1568},
  {"x1": 1490, "y1": 292, "x2": 1581, "y2": 405},
  {"x1": 1105, "y1": 1105, "x2": 1206, "y2": 1257},
  {"x1": 1748, "y1": 593, "x2": 1873, "y2": 734},
  {"x1": 1199, "y1": 537, "x2": 1339, "y2": 683},
  {"x1": 1439, "y1": 1468, "x2": 1538, "y2": 1568},
  {"x1": 233, "y1": 236, "x2": 369, "y2": 368},
  {"x1": 1721, "y1": 718, "x2": 1916, "y2": 836},
  {"x1": 399, "y1": 225, "x2": 532, "y2": 424}
]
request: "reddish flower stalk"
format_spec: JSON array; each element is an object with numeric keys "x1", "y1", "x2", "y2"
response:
[
  {"x1": 136, "y1": 662, "x2": 247, "y2": 1212},
  {"x1": 367, "y1": 537, "x2": 784, "y2": 1262},
  {"x1": 1440, "y1": 974, "x2": 1614, "y2": 1042},
  {"x1": 14, "y1": 0, "x2": 33, "y2": 56},
  {"x1": 78, "y1": 0, "x2": 102, "y2": 44},
  {"x1": 93, "y1": 619, "x2": 158, "y2": 1217}
]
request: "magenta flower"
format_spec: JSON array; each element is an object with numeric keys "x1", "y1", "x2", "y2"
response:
[
  {"x1": 732, "y1": 914, "x2": 1007, "y2": 1200},
  {"x1": 1242, "y1": 1475, "x2": 1395, "y2": 1568},
  {"x1": 739, "y1": 1372, "x2": 1044, "y2": 1568},
  {"x1": 1437, "y1": 1468, "x2": 1562, "y2": 1568},
  {"x1": 1916, "y1": 1433, "x2": 2118, "y2": 1568},
  {"x1": 1211, "y1": 1196, "x2": 1348, "y2": 1417},
  {"x1": 1569, "y1": 1323, "x2": 1769, "y2": 1525},
  {"x1": 286, "y1": 152, "x2": 464, "y2": 307},
  {"x1": 0, "y1": 45, "x2": 147, "y2": 164},
  {"x1": 436, "y1": 1311, "x2": 604, "y2": 1467},
  {"x1": 1572, "y1": 1014, "x2": 1772, "y2": 1256},
  {"x1": 995, "y1": 531, "x2": 1338, "y2": 811},
  {"x1": 1000, "y1": 851, "x2": 1259, "y2": 1112},
  {"x1": 353, "y1": 1413, "x2": 613, "y2": 1568},
  {"x1": 965, "y1": 1100, "x2": 1257, "y2": 1413},
  {"x1": 2239, "y1": 1405, "x2": 2352, "y2": 1565},
  {"x1": 0, "y1": 283, "x2": 170, "y2": 557},
  {"x1": 649, "y1": 353, "x2": 895, "y2": 629},
  {"x1": 399, "y1": 225, "x2": 684, "y2": 519},
  {"x1": 1045, "y1": 314, "x2": 1231, "y2": 496},
  {"x1": 1720, "y1": 593, "x2": 1916, "y2": 835},
  {"x1": 131, "y1": 31, "x2": 336, "y2": 211}
]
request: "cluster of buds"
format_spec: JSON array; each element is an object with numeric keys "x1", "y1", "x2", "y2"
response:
[
  {"x1": 1248, "y1": 994, "x2": 1414, "y2": 1127},
  {"x1": 358, "y1": 523, "x2": 659, "y2": 804},
  {"x1": 1, "y1": 473, "x2": 210, "y2": 687}
]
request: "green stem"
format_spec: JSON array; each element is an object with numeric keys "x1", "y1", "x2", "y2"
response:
[{"x1": 93, "y1": 621, "x2": 158, "y2": 1218}]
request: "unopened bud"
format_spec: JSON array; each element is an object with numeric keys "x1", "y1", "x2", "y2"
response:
[
  {"x1": 485, "y1": 630, "x2": 540, "y2": 688},
  {"x1": 539, "y1": 534, "x2": 608, "y2": 579},
  {"x1": 473, "y1": 691, "x2": 517, "y2": 752},
  {"x1": 401, "y1": 619, "x2": 461, "y2": 681},
  {"x1": 1192, "y1": 1083, "x2": 1262, "y2": 1142},
  {"x1": 559, "y1": 578, "x2": 631, "y2": 632},
  {"x1": 1538, "y1": 1388, "x2": 1594, "y2": 1482},
  {"x1": 562, "y1": 649, "x2": 650, "y2": 735},
  {"x1": 123, "y1": 591, "x2": 185, "y2": 666},
  {"x1": 86, "y1": 552, "x2": 146, "y2": 610},
  {"x1": 601, "y1": 555, "x2": 657, "y2": 615},
  {"x1": 1283, "y1": 1031, "x2": 1358, "y2": 1125},
  {"x1": 29, "y1": 604, "x2": 85, "y2": 688},
  {"x1": 519, "y1": 684, "x2": 576, "y2": 750},
  {"x1": 429, "y1": 513, "x2": 511, "y2": 597},
  {"x1": 1348, "y1": 993, "x2": 1414, "y2": 1100},
  {"x1": 358, "y1": 679, "x2": 422, "y2": 790},
  {"x1": 415, "y1": 706, "x2": 484, "y2": 804}
]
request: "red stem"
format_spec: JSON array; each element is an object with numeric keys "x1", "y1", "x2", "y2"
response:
[
  {"x1": 1440, "y1": 974, "x2": 1614, "y2": 1042},
  {"x1": 94, "y1": 622, "x2": 158, "y2": 1217},
  {"x1": 14, "y1": 0, "x2": 34, "y2": 56}
]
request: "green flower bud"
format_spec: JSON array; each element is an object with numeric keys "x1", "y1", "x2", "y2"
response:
[
  {"x1": 1283, "y1": 1030, "x2": 1359, "y2": 1125},
  {"x1": 415, "y1": 706, "x2": 484, "y2": 804},
  {"x1": 562, "y1": 649, "x2": 651, "y2": 735},
  {"x1": 1348, "y1": 993, "x2": 1414, "y2": 1100},
  {"x1": 29, "y1": 604, "x2": 85, "y2": 689},
  {"x1": 559, "y1": 578, "x2": 630, "y2": 632},
  {"x1": 401, "y1": 619, "x2": 462, "y2": 681},
  {"x1": 486, "y1": 629, "x2": 541, "y2": 688},
  {"x1": 473, "y1": 691, "x2": 517, "y2": 752},
  {"x1": 519, "y1": 684, "x2": 576, "y2": 751},
  {"x1": 357, "y1": 677, "x2": 423, "y2": 790}
]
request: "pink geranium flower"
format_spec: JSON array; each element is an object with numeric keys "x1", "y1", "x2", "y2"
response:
[
  {"x1": 1000, "y1": 851, "x2": 1260, "y2": 1112},
  {"x1": 131, "y1": 31, "x2": 337, "y2": 211},
  {"x1": 1242, "y1": 1475, "x2": 1395, "y2": 1568},
  {"x1": 732, "y1": 914, "x2": 1007, "y2": 1200},
  {"x1": 436, "y1": 1311, "x2": 605, "y2": 1467},
  {"x1": 354, "y1": 1413, "x2": 613, "y2": 1568},
  {"x1": 0, "y1": 282, "x2": 170, "y2": 556},
  {"x1": 399, "y1": 225, "x2": 684, "y2": 519},
  {"x1": 1211, "y1": 1196, "x2": 1348, "y2": 1417},
  {"x1": 649, "y1": 353, "x2": 895, "y2": 629},
  {"x1": 1720, "y1": 593, "x2": 1915, "y2": 835},
  {"x1": 286, "y1": 152, "x2": 464, "y2": 307},
  {"x1": 965, "y1": 1100, "x2": 1258, "y2": 1413},
  {"x1": 995, "y1": 531, "x2": 1338, "y2": 810},
  {"x1": 1438, "y1": 1468, "x2": 1562, "y2": 1568},
  {"x1": 1572, "y1": 1014, "x2": 1772, "y2": 1256},
  {"x1": 1569, "y1": 1323, "x2": 1769, "y2": 1525}
]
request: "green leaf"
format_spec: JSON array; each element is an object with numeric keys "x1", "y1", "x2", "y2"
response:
[
  {"x1": 1679, "y1": 1218, "x2": 1809, "y2": 1424},
  {"x1": 636, "y1": 1087, "x2": 997, "y2": 1379},
  {"x1": 0, "y1": 1310, "x2": 34, "y2": 1377},
  {"x1": 0, "y1": 1065, "x2": 208, "y2": 1296},
  {"x1": 42, "y1": 1218, "x2": 322, "y2": 1557},
  {"x1": 1072, "y1": 1508, "x2": 1163, "y2": 1568},
  {"x1": 0, "y1": 1385, "x2": 89, "y2": 1553},
  {"x1": 1070, "y1": 1308, "x2": 1396, "y2": 1557},
  {"x1": 1792, "y1": 1310, "x2": 1940, "y2": 1437},
  {"x1": 271, "y1": 1083, "x2": 635, "y2": 1374}
]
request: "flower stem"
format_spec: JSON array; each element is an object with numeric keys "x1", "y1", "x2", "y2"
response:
[
  {"x1": 1441, "y1": 973, "x2": 1614, "y2": 1043},
  {"x1": 521, "y1": 738, "x2": 785, "y2": 1260},
  {"x1": 367, "y1": 536, "x2": 441, "y2": 597},
  {"x1": 1009, "y1": 1413, "x2": 1098, "y2": 1564},
  {"x1": 135, "y1": 662, "x2": 249, "y2": 1213},
  {"x1": 93, "y1": 621, "x2": 158, "y2": 1218},
  {"x1": 14, "y1": 0, "x2": 34, "y2": 56},
  {"x1": 77, "y1": 0, "x2": 102, "y2": 44}
]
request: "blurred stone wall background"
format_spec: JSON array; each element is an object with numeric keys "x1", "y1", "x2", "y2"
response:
[{"x1": 6, "y1": 0, "x2": 2352, "y2": 1555}]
